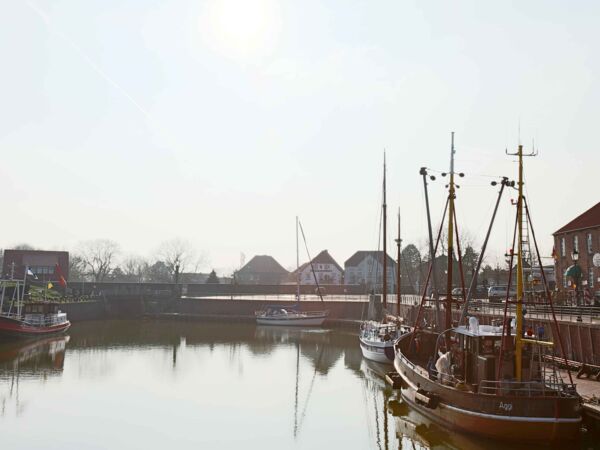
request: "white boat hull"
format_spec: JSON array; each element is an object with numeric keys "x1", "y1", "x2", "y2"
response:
[
  {"x1": 359, "y1": 337, "x2": 395, "y2": 364},
  {"x1": 255, "y1": 314, "x2": 327, "y2": 326}
]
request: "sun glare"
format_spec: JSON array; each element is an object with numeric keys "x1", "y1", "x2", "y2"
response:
[{"x1": 200, "y1": 0, "x2": 282, "y2": 61}]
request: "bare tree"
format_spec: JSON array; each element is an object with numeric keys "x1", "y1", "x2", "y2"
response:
[
  {"x1": 77, "y1": 239, "x2": 120, "y2": 282},
  {"x1": 122, "y1": 256, "x2": 147, "y2": 282},
  {"x1": 69, "y1": 255, "x2": 86, "y2": 281},
  {"x1": 156, "y1": 238, "x2": 198, "y2": 281}
]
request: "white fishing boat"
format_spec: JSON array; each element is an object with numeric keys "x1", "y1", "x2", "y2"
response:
[
  {"x1": 359, "y1": 320, "x2": 407, "y2": 363},
  {"x1": 255, "y1": 217, "x2": 328, "y2": 326},
  {"x1": 359, "y1": 155, "x2": 405, "y2": 363}
]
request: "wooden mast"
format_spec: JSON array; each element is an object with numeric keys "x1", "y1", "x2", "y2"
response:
[
  {"x1": 445, "y1": 133, "x2": 456, "y2": 330},
  {"x1": 395, "y1": 208, "x2": 402, "y2": 316},
  {"x1": 382, "y1": 152, "x2": 387, "y2": 310}
]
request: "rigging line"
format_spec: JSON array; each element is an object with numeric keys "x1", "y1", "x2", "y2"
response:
[
  {"x1": 297, "y1": 220, "x2": 324, "y2": 302},
  {"x1": 524, "y1": 196, "x2": 574, "y2": 385}
]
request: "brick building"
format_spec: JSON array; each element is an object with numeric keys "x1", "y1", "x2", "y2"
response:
[
  {"x1": 553, "y1": 202, "x2": 600, "y2": 296},
  {"x1": 2, "y1": 249, "x2": 69, "y2": 282}
]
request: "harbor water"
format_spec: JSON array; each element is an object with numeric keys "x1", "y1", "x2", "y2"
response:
[{"x1": 0, "y1": 320, "x2": 597, "y2": 450}]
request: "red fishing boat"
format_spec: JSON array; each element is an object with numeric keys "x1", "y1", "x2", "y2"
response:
[{"x1": 0, "y1": 277, "x2": 71, "y2": 339}]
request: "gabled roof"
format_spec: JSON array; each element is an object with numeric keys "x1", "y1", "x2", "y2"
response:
[
  {"x1": 290, "y1": 250, "x2": 343, "y2": 276},
  {"x1": 238, "y1": 255, "x2": 288, "y2": 275},
  {"x1": 554, "y1": 202, "x2": 600, "y2": 235},
  {"x1": 345, "y1": 251, "x2": 396, "y2": 268}
]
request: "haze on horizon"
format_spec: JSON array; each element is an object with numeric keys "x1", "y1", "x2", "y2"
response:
[{"x1": 1, "y1": 0, "x2": 598, "y2": 276}]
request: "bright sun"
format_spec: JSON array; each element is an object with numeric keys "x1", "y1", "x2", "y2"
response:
[{"x1": 200, "y1": 0, "x2": 282, "y2": 61}]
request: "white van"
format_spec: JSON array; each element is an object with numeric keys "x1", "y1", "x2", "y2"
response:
[{"x1": 488, "y1": 285, "x2": 517, "y2": 303}]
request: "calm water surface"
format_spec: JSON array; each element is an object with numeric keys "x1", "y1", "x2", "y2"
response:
[{"x1": 0, "y1": 320, "x2": 597, "y2": 450}]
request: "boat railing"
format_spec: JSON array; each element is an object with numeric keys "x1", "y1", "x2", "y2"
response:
[
  {"x1": 22, "y1": 313, "x2": 69, "y2": 327},
  {"x1": 478, "y1": 378, "x2": 578, "y2": 398}
]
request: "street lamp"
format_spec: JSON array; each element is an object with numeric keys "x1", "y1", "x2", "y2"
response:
[{"x1": 570, "y1": 250, "x2": 582, "y2": 321}]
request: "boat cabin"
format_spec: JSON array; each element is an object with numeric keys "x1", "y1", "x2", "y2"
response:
[{"x1": 448, "y1": 317, "x2": 543, "y2": 390}]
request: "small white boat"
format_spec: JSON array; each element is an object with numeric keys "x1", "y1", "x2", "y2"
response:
[
  {"x1": 255, "y1": 305, "x2": 328, "y2": 326},
  {"x1": 359, "y1": 320, "x2": 408, "y2": 364},
  {"x1": 256, "y1": 217, "x2": 328, "y2": 327}
]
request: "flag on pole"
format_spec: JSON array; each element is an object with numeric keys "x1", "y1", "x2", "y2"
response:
[
  {"x1": 26, "y1": 268, "x2": 38, "y2": 279},
  {"x1": 55, "y1": 263, "x2": 67, "y2": 288}
]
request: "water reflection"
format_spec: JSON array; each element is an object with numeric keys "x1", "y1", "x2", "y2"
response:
[
  {"x1": 0, "y1": 320, "x2": 596, "y2": 450},
  {"x1": 0, "y1": 336, "x2": 69, "y2": 417}
]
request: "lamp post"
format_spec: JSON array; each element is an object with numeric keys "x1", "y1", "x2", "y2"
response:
[{"x1": 571, "y1": 250, "x2": 582, "y2": 322}]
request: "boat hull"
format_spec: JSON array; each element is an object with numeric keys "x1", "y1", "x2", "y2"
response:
[
  {"x1": 255, "y1": 314, "x2": 327, "y2": 326},
  {"x1": 0, "y1": 316, "x2": 71, "y2": 339},
  {"x1": 394, "y1": 333, "x2": 582, "y2": 443},
  {"x1": 359, "y1": 337, "x2": 395, "y2": 364}
]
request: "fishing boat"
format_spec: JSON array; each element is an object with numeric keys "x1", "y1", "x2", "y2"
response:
[
  {"x1": 359, "y1": 157, "x2": 407, "y2": 363},
  {"x1": 0, "y1": 275, "x2": 71, "y2": 339},
  {"x1": 394, "y1": 135, "x2": 582, "y2": 443},
  {"x1": 255, "y1": 217, "x2": 328, "y2": 326}
]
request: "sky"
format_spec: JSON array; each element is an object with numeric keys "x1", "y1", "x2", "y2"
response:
[{"x1": 1, "y1": 0, "x2": 599, "y2": 275}]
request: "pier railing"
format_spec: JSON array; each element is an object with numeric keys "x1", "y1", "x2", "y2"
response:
[{"x1": 478, "y1": 378, "x2": 578, "y2": 398}]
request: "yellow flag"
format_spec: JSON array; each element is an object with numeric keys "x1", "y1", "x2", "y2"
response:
[{"x1": 47, "y1": 282, "x2": 53, "y2": 289}]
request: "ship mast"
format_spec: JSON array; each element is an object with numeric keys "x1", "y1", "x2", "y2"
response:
[
  {"x1": 445, "y1": 133, "x2": 456, "y2": 330},
  {"x1": 515, "y1": 144, "x2": 525, "y2": 381},
  {"x1": 382, "y1": 152, "x2": 387, "y2": 310},
  {"x1": 296, "y1": 216, "x2": 300, "y2": 302},
  {"x1": 395, "y1": 208, "x2": 402, "y2": 317}
]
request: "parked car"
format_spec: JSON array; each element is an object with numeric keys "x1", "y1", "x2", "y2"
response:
[
  {"x1": 451, "y1": 287, "x2": 465, "y2": 297},
  {"x1": 488, "y1": 285, "x2": 517, "y2": 303}
]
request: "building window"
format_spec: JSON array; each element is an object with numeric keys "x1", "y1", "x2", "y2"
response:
[
  {"x1": 563, "y1": 273, "x2": 568, "y2": 288},
  {"x1": 587, "y1": 233, "x2": 593, "y2": 254},
  {"x1": 573, "y1": 235, "x2": 579, "y2": 254},
  {"x1": 560, "y1": 237, "x2": 566, "y2": 257},
  {"x1": 589, "y1": 268, "x2": 594, "y2": 289}
]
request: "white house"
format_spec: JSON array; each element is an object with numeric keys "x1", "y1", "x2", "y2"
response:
[
  {"x1": 291, "y1": 250, "x2": 343, "y2": 285},
  {"x1": 344, "y1": 251, "x2": 396, "y2": 291}
]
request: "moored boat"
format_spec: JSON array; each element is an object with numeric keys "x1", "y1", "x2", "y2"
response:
[
  {"x1": 255, "y1": 305, "x2": 328, "y2": 326},
  {"x1": 0, "y1": 276, "x2": 71, "y2": 339},
  {"x1": 394, "y1": 135, "x2": 582, "y2": 443},
  {"x1": 255, "y1": 217, "x2": 328, "y2": 327},
  {"x1": 0, "y1": 302, "x2": 71, "y2": 338},
  {"x1": 359, "y1": 320, "x2": 408, "y2": 363}
]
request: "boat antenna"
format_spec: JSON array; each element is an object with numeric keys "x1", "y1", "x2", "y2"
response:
[
  {"x1": 298, "y1": 220, "x2": 325, "y2": 302},
  {"x1": 382, "y1": 151, "x2": 387, "y2": 310}
]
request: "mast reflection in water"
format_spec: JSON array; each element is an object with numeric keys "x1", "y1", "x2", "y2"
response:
[{"x1": 0, "y1": 320, "x2": 596, "y2": 449}]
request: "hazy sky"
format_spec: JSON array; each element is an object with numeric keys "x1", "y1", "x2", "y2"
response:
[{"x1": 1, "y1": 0, "x2": 599, "y2": 275}]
